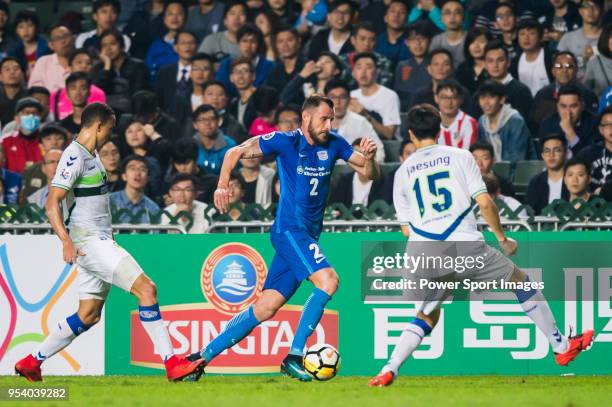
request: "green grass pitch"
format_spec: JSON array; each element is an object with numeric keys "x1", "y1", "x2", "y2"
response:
[{"x1": 1, "y1": 375, "x2": 610, "y2": 407}]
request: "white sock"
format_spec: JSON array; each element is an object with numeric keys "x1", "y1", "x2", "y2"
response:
[
  {"x1": 382, "y1": 321, "x2": 428, "y2": 376},
  {"x1": 519, "y1": 290, "x2": 568, "y2": 353},
  {"x1": 33, "y1": 318, "x2": 79, "y2": 362},
  {"x1": 139, "y1": 304, "x2": 174, "y2": 362}
]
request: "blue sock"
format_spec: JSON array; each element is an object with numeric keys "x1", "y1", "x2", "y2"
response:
[
  {"x1": 513, "y1": 276, "x2": 537, "y2": 304},
  {"x1": 290, "y1": 288, "x2": 331, "y2": 356},
  {"x1": 202, "y1": 305, "x2": 259, "y2": 363},
  {"x1": 66, "y1": 312, "x2": 91, "y2": 336}
]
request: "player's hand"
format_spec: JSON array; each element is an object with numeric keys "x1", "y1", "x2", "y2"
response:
[
  {"x1": 499, "y1": 237, "x2": 517, "y2": 256},
  {"x1": 62, "y1": 239, "x2": 85, "y2": 264},
  {"x1": 299, "y1": 61, "x2": 319, "y2": 78},
  {"x1": 359, "y1": 137, "x2": 377, "y2": 161},
  {"x1": 349, "y1": 98, "x2": 365, "y2": 115},
  {"x1": 214, "y1": 186, "x2": 232, "y2": 214}
]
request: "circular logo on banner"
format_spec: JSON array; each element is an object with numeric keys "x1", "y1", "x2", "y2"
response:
[{"x1": 201, "y1": 243, "x2": 267, "y2": 314}]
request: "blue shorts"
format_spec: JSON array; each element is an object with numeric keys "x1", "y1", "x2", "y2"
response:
[{"x1": 263, "y1": 230, "x2": 332, "y2": 299}]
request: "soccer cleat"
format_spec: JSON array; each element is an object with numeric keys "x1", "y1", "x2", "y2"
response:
[
  {"x1": 165, "y1": 355, "x2": 206, "y2": 382},
  {"x1": 186, "y1": 352, "x2": 202, "y2": 362},
  {"x1": 14, "y1": 354, "x2": 43, "y2": 382},
  {"x1": 368, "y1": 371, "x2": 395, "y2": 387},
  {"x1": 554, "y1": 329, "x2": 594, "y2": 366},
  {"x1": 280, "y1": 354, "x2": 312, "y2": 382}
]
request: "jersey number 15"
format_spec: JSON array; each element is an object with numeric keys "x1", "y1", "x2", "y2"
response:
[{"x1": 412, "y1": 171, "x2": 453, "y2": 217}]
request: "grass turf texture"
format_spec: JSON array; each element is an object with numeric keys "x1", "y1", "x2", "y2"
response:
[{"x1": 0, "y1": 375, "x2": 610, "y2": 407}]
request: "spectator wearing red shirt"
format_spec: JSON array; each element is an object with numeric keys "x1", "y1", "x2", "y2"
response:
[{"x1": 0, "y1": 97, "x2": 44, "y2": 174}]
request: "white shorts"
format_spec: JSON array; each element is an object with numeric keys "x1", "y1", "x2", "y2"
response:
[{"x1": 75, "y1": 237, "x2": 144, "y2": 300}]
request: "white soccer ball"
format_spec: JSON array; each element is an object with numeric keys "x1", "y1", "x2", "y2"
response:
[{"x1": 303, "y1": 343, "x2": 341, "y2": 381}]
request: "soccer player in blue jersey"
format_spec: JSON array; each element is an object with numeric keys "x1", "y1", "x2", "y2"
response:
[{"x1": 188, "y1": 94, "x2": 379, "y2": 380}]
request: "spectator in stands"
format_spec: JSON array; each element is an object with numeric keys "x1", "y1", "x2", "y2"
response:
[
  {"x1": 0, "y1": 3, "x2": 16, "y2": 60},
  {"x1": 584, "y1": 23, "x2": 612, "y2": 97},
  {"x1": 202, "y1": 80, "x2": 248, "y2": 144},
  {"x1": 120, "y1": 0, "x2": 165, "y2": 59},
  {"x1": 325, "y1": 78, "x2": 385, "y2": 162},
  {"x1": 26, "y1": 148, "x2": 62, "y2": 209},
  {"x1": 161, "y1": 173, "x2": 209, "y2": 233},
  {"x1": 413, "y1": 49, "x2": 476, "y2": 116},
  {"x1": 110, "y1": 155, "x2": 160, "y2": 223},
  {"x1": 253, "y1": 10, "x2": 281, "y2": 61},
  {"x1": 307, "y1": 0, "x2": 354, "y2": 60},
  {"x1": 0, "y1": 167, "x2": 22, "y2": 204},
  {"x1": 76, "y1": 0, "x2": 131, "y2": 53},
  {"x1": 51, "y1": 49, "x2": 106, "y2": 121},
  {"x1": 239, "y1": 153, "x2": 274, "y2": 207},
  {"x1": 599, "y1": 86, "x2": 612, "y2": 112},
  {"x1": 558, "y1": 0, "x2": 604, "y2": 79},
  {"x1": 184, "y1": 0, "x2": 225, "y2": 44},
  {"x1": 228, "y1": 57, "x2": 257, "y2": 129},
  {"x1": 477, "y1": 80, "x2": 529, "y2": 163},
  {"x1": 375, "y1": 0, "x2": 410, "y2": 69},
  {"x1": 2, "y1": 87, "x2": 52, "y2": 137},
  {"x1": 539, "y1": 84, "x2": 598, "y2": 156},
  {"x1": 275, "y1": 104, "x2": 301, "y2": 132},
  {"x1": 28, "y1": 24, "x2": 75, "y2": 92},
  {"x1": 265, "y1": 26, "x2": 304, "y2": 94},
  {"x1": 164, "y1": 138, "x2": 217, "y2": 204},
  {"x1": 198, "y1": 0, "x2": 247, "y2": 59},
  {"x1": 216, "y1": 24, "x2": 275, "y2": 96},
  {"x1": 99, "y1": 139, "x2": 121, "y2": 192},
  {"x1": 484, "y1": 41, "x2": 533, "y2": 122},
  {"x1": 155, "y1": 30, "x2": 198, "y2": 112},
  {"x1": 249, "y1": 86, "x2": 279, "y2": 137},
  {"x1": 563, "y1": 158, "x2": 594, "y2": 208},
  {"x1": 224, "y1": 171, "x2": 248, "y2": 221},
  {"x1": 280, "y1": 51, "x2": 342, "y2": 107},
  {"x1": 340, "y1": 21, "x2": 393, "y2": 88},
  {"x1": 531, "y1": 51, "x2": 599, "y2": 125},
  {"x1": 394, "y1": 21, "x2": 432, "y2": 112},
  {"x1": 408, "y1": 0, "x2": 445, "y2": 32},
  {"x1": 265, "y1": 0, "x2": 299, "y2": 26},
  {"x1": 192, "y1": 104, "x2": 237, "y2": 175},
  {"x1": 92, "y1": 29, "x2": 148, "y2": 115},
  {"x1": 10, "y1": 10, "x2": 50, "y2": 78},
  {"x1": 455, "y1": 27, "x2": 491, "y2": 95},
  {"x1": 525, "y1": 133, "x2": 569, "y2": 214},
  {"x1": 293, "y1": 0, "x2": 328, "y2": 35},
  {"x1": 130, "y1": 90, "x2": 180, "y2": 143},
  {"x1": 120, "y1": 119, "x2": 171, "y2": 184},
  {"x1": 493, "y1": 2, "x2": 520, "y2": 61},
  {"x1": 350, "y1": 52, "x2": 401, "y2": 140},
  {"x1": 542, "y1": 0, "x2": 582, "y2": 43},
  {"x1": 578, "y1": 106, "x2": 612, "y2": 190},
  {"x1": 19, "y1": 123, "x2": 68, "y2": 203},
  {"x1": 59, "y1": 72, "x2": 91, "y2": 136},
  {"x1": 0, "y1": 57, "x2": 27, "y2": 128},
  {"x1": 145, "y1": 0, "x2": 187, "y2": 84},
  {"x1": 430, "y1": 0, "x2": 467, "y2": 66},
  {"x1": 330, "y1": 138, "x2": 385, "y2": 207},
  {"x1": 482, "y1": 173, "x2": 527, "y2": 219},
  {"x1": 470, "y1": 139, "x2": 515, "y2": 197},
  {"x1": 435, "y1": 79, "x2": 477, "y2": 149},
  {"x1": 1, "y1": 97, "x2": 44, "y2": 174},
  {"x1": 511, "y1": 19, "x2": 553, "y2": 98}
]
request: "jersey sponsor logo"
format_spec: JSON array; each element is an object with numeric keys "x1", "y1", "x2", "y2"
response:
[
  {"x1": 262, "y1": 131, "x2": 275, "y2": 140},
  {"x1": 201, "y1": 243, "x2": 267, "y2": 314},
  {"x1": 297, "y1": 165, "x2": 304, "y2": 175},
  {"x1": 317, "y1": 151, "x2": 328, "y2": 161},
  {"x1": 407, "y1": 155, "x2": 451, "y2": 176},
  {"x1": 60, "y1": 169, "x2": 71, "y2": 180}
]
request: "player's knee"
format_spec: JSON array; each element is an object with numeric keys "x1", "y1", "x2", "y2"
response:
[
  {"x1": 252, "y1": 301, "x2": 278, "y2": 321},
  {"x1": 78, "y1": 309, "x2": 102, "y2": 326},
  {"x1": 315, "y1": 273, "x2": 339, "y2": 296}
]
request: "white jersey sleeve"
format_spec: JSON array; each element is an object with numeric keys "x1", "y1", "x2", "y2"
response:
[
  {"x1": 393, "y1": 164, "x2": 412, "y2": 224},
  {"x1": 51, "y1": 144, "x2": 84, "y2": 191}
]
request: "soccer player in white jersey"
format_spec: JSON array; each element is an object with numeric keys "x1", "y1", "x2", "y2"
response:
[
  {"x1": 14, "y1": 103, "x2": 204, "y2": 382},
  {"x1": 368, "y1": 104, "x2": 594, "y2": 387}
]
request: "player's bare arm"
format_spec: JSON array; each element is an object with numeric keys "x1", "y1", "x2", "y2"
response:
[
  {"x1": 474, "y1": 192, "x2": 517, "y2": 256},
  {"x1": 215, "y1": 136, "x2": 265, "y2": 213},
  {"x1": 347, "y1": 137, "x2": 380, "y2": 180},
  {"x1": 46, "y1": 185, "x2": 84, "y2": 264}
]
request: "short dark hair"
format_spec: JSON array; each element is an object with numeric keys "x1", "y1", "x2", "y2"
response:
[
  {"x1": 121, "y1": 154, "x2": 149, "y2": 174},
  {"x1": 0, "y1": 56, "x2": 24, "y2": 73},
  {"x1": 541, "y1": 133, "x2": 568, "y2": 149},
  {"x1": 81, "y1": 102, "x2": 115, "y2": 128},
  {"x1": 318, "y1": 51, "x2": 342, "y2": 71},
  {"x1": 435, "y1": 78, "x2": 463, "y2": 96},
  {"x1": 47, "y1": 23, "x2": 72, "y2": 37},
  {"x1": 328, "y1": 0, "x2": 354, "y2": 13},
  {"x1": 598, "y1": 23, "x2": 612, "y2": 59},
  {"x1": 352, "y1": 21, "x2": 376, "y2": 37},
  {"x1": 68, "y1": 48, "x2": 92, "y2": 66},
  {"x1": 564, "y1": 157, "x2": 591, "y2": 174},
  {"x1": 14, "y1": 10, "x2": 40, "y2": 31},
  {"x1": 39, "y1": 123, "x2": 69, "y2": 141},
  {"x1": 404, "y1": 20, "x2": 432, "y2": 39},
  {"x1": 484, "y1": 40, "x2": 509, "y2": 59},
  {"x1": 477, "y1": 80, "x2": 506, "y2": 98},
  {"x1": 406, "y1": 104, "x2": 441, "y2": 140},
  {"x1": 275, "y1": 104, "x2": 301, "y2": 124},
  {"x1": 353, "y1": 51, "x2": 378, "y2": 66},
  {"x1": 464, "y1": 26, "x2": 491, "y2": 62},
  {"x1": 229, "y1": 170, "x2": 246, "y2": 190},
  {"x1": 495, "y1": 2, "x2": 514, "y2": 14},
  {"x1": 469, "y1": 140, "x2": 494, "y2": 156},
  {"x1": 193, "y1": 104, "x2": 218, "y2": 120},
  {"x1": 163, "y1": 0, "x2": 187, "y2": 17},
  {"x1": 302, "y1": 94, "x2": 334, "y2": 112},
  {"x1": 599, "y1": 105, "x2": 612, "y2": 124},
  {"x1": 169, "y1": 173, "x2": 196, "y2": 189},
  {"x1": 131, "y1": 90, "x2": 158, "y2": 117},
  {"x1": 99, "y1": 28, "x2": 125, "y2": 49},
  {"x1": 230, "y1": 56, "x2": 253, "y2": 73},
  {"x1": 93, "y1": 0, "x2": 121, "y2": 14},
  {"x1": 557, "y1": 84, "x2": 583, "y2": 101},
  {"x1": 171, "y1": 138, "x2": 199, "y2": 164},
  {"x1": 237, "y1": 24, "x2": 264, "y2": 55},
  {"x1": 516, "y1": 19, "x2": 543, "y2": 38},
  {"x1": 324, "y1": 78, "x2": 350, "y2": 95},
  {"x1": 427, "y1": 48, "x2": 453, "y2": 68},
  {"x1": 191, "y1": 52, "x2": 214, "y2": 64},
  {"x1": 176, "y1": 29, "x2": 197, "y2": 44},
  {"x1": 28, "y1": 86, "x2": 50, "y2": 98},
  {"x1": 273, "y1": 25, "x2": 299, "y2": 41},
  {"x1": 399, "y1": 138, "x2": 413, "y2": 156},
  {"x1": 65, "y1": 71, "x2": 91, "y2": 88},
  {"x1": 252, "y1": 86, "x2": 279, "y2": 116},
  {"x1": 441, "y1": 0, "x2": 464, "y2": 10},
  {"x1": 223, "y1": 0, "x2": 247, "y2": 20},
  {"x1": 552, "y1": 50, "x2": 578, "y2": 68},
  {"x1": 203, "y1": 80, "x2": 227, "y2": 94}
]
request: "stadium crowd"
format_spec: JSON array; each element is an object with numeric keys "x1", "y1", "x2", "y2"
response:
[{"x1": 0, "y1": 0, "x2": 612, "y2": 232}]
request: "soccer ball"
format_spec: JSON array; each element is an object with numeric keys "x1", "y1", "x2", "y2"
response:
[{"x1": 303, "y1": 343, "x2": 341, "y2": 381}]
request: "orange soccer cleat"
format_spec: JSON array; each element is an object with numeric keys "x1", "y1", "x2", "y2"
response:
[
  {"x1": 554, "y1": 329, "x2": 594, "y2": 366},
  {"x1": 15, "y1": 354, "x2": 43, "y2": 382},
  {"x1": 165, "y1": 355, "x2": 206, "y2": 382},
  {"x1": 368, "y1": 371, "x2": 395, "y2": 387}
]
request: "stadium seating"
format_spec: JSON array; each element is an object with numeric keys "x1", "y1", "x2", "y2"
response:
[
  {"x1": 513, "y1": 160, "x2": 546, "y2": 197},
  {"x1": 382, "y1": 140, "x2": 401, "y2": 163}
]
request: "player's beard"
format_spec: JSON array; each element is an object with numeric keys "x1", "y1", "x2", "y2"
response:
[{"x1": 307, "y1": 123, "x2": 329, "y2": 145}]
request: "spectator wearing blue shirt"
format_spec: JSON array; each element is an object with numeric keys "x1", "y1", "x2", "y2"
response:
[
  {"x1": 376, "y1": 0, "x2": 411, "y2": 68},
  {"x1": 294, "y1": 0, "x2": 328, "y2": 35},
  {"x1": 10, "y1": 10, "x2": 50, "y2": 77},
  {"x1": 145, "y1": 0, "x2": 187, "y2": 85},
  {"x1": 192, "y1": 104, "x2": 237, "y2": 175},
  {"x1": 599, "y1": 86, "x2": 612, "y2": 112},
  {"x1": 110, "y1": 155, "x2": 160, "y2": 224}
]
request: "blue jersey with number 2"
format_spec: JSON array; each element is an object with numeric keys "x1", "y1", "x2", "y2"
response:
[{"x1": 259, "y1": 128, "x2": 353, "y2": 240}]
